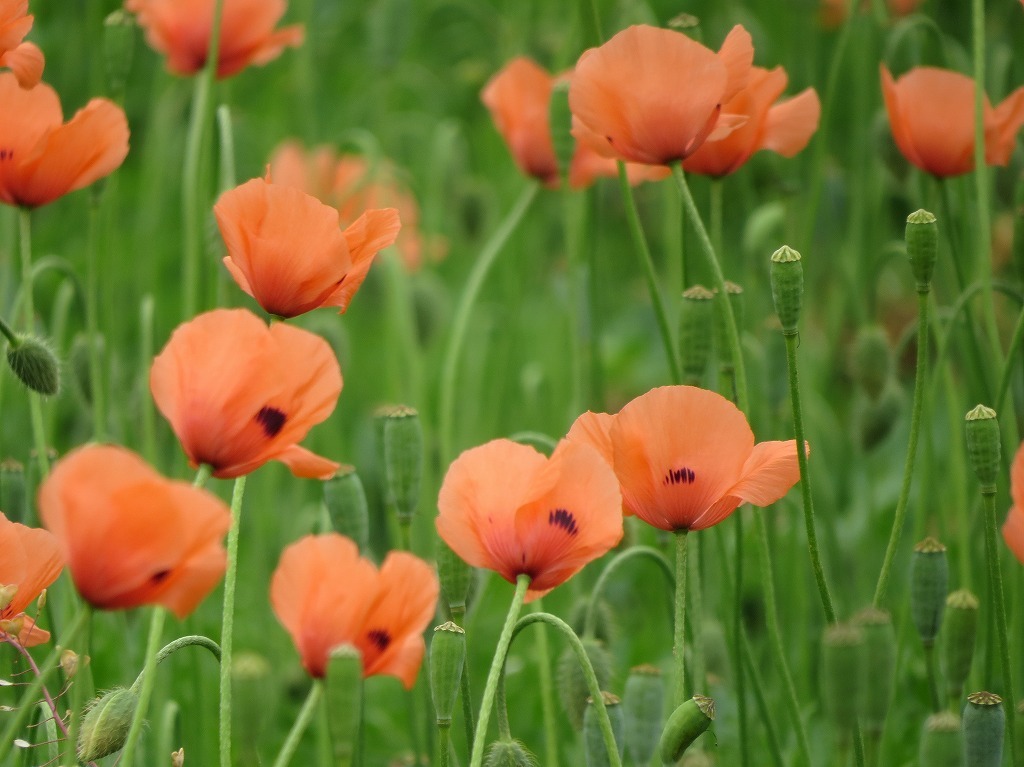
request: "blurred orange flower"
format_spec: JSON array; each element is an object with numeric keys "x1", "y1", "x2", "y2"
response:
[
  {"x1": 214, "y1": 174, "x2": 400, "y2": 317},
  {"x1": 150, "y1": 308, "x2": 342, "y2": 479},
  {"x1": 39, "y1": 445, "x2": 230, "y2": 617},
  {"x1": 683, "y1": 65, "x2": 820, "y2": 178},
  {"x1": 0, "y1": 512, "x2": 62, "y2": 646},
  {"x1": 0, "y1": 0, "x2": 43, "y2": 87},
  {"x1": 881, "y1": 65, "x2": 1024, "y2": 178},
  {"x1": 436, "y1": 439, "x2": 622, "y2": 601},
  {"x1": 569, "y1": 24, "x2": 754, "y2": 166},
  {"x1": 1003, "y1": 442, "x2": 1024, "y2": 564},
  {"x1": 821, "y1": 0, "x2": 925, "y2": 28},
  {"x1": 0, "y1": 73, "x2": 129, "y2": 208},
  {"x1": 270, "y1": 534, "x2": 438, "y2": 685},
  {"x1": 125, "y1": 0, "x2": 303, "y2": 78},
  {"x1": 568, "y1": 386, "x2": 801, "y2": 531}
]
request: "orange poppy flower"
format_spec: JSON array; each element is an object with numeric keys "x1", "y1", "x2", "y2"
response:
[
  {"x1": 214, "y1": 174, "x2": 400, "y2": 318},
  {"x1": 881, "y1": 65, "x2": 1024, "y2": 178},
  {"x1": 436, "y1": 439, "x2": 623, "y2": 601},
  {"x1": 125, "y1": 0, "x2": 303, "y2": 79},
  {"x1": 682, "y1": 66, "x2": 820, "y2": 178},
  {"x1": 38, "y1": 445, "x2": 230, "y2": 617},
  {"x1": 820, "y1": 0, "x2": 925, "y2": 28},
  {"x1": 0, "y1": 73, "x2": 129, "y2": 208},
  {"x1": 1003, "y1": 442, "x2": 1024, "y2": 565},
  {"x1": 270, "y1": 534, "x2": 438, "y2": 685},
  {"x1": 569, "y1": 24, "x2": 754, "y2": 166},
  {"x1": 567, "y1": 386, "x2": 801, "y2": 532},
  {"x1": 149, "y1": 308, "x2": 342, "y2": 479},
  {"x1": 0, "y1": 0, "x2": 43, "y2": 88},
  {"x1": 0, "y1": 512, "x2": 62, "y2": 647}
]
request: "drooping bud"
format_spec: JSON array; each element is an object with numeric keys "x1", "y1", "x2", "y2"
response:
[
  {"x1": 430, "y1": 622, "x2": 466, "y2": 726},
  {"x1": 484, "y1": 738, "x2": 537, "y2": 767},
  {"x1": 850, "y1": 326, "x2": 893, "y2": 400},
  {"x1": 622, "y1": 665, "x2": 664, "y2": 766},
  {"x1": 910, "y1": 538, "x2": 948, "y2": 647},
  {"x1": 325, "y1": 645, "x2": 363, "y2": 765},
  {"x1": 679, "y1": 286, "x2": 715, "y2": 386},
  {"x1": 906, "y1": 210, "x2": 938, "y2": 291},
  {"x1": 0, "y1": 460, "x2": 27, "y2": 524},
  {"x1": 103, "y1": 10, "x2": 137, "y2": 97},
  {"x1": 558, "y1": 638, "x2": 613, "y2": 730},
  {"x1": 77, "y1": 686, "x2": 139, "y2": 761},
  {"x1": 919, "y1": 711, "x2": 963, "y2": 767},
  {"x1": 381, "y1": 405, "x2": 423, "y2": 525},
  {"x1": 853, "y1": 607, "x2": 895, "y2": 736},
  {"x1": 584, "y1": 691, "x2": 624, "y2": 767},
  {"x1": 770, "y1": 245, "x2": 803, "y2": 335},
  {"x1": 437, "y1": 537, "x2": 473, "y2": 620},
  {"x1": 965, "y1": 405, "x2": 1000, "y2": 493},
  {"x1": 6, "y1": 335, "x2": 60, "y2": 396},
  {"x1": 549, "y1": 79, "x2": 574, "y2": 187},
  {"x1": 821, "y1": 622, "x2": 865, "y2": 733},
  {"x1": 658, "y1": 695, "x2": 715, "y2": 764},
  {"x1": 963, "y1": 691, "x2": 1004, "y2": 767},
  {"x1": 323, "y1": 467, "x2": 370, "y2": 552},
  {"x1": 942, "y1": 590, "x2": 980, "y2": 703}
]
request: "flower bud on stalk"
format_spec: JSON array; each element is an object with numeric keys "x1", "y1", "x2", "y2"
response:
[
  {"x1": 584, "y1": 691, "x2": 624, "y2": 767},
  {"x1": 6, "y1": 335, "x2": 60, "y2": 396},
  {"x1": 853, "y1": 607, "x2": 895, "y2": 736},
  {"x1": 77, "y1": 687, "x2": 139, "y2": 761},
  {"x1": 910, "y1": 538, "x2": 948, "y2": 647},
  {"x1": 679, "y1": 286, "x2": 715, "y2": 386},
  {"x1": 382, "y1": 405, "x2": 423, "y2": 527},
  {"x1": 770, "y1": 245, "x2": 803, "y2": 336},
  {"x1": 965, "y1": 405, "x2": 1000, "y2": 493},
  {"x1": 821, "y1": 622, "x2": 865, "y2": 734},
  {"x1": 436, "y1": 537, "x2": 472, "y2": 619},
  {"x1": 906, "y1": 209, "x2": 938, "y2": 292},
  {"x1": 623, "y1": 665, "x2": 664, "y2": 766},
  {"x1": 430, "y1": 622, "x2": 466, "y2": 726},
  {"x1": 325, "y1": 645, "x2": 362, "y2": 764},
  {"x1": 658, "y1": 695, "x2": 715, "y2": 764},
  {"x1": 918, "y1": 711, "x2": 963, "y2": 767},
  {"x1": 942, "y1": 590, "x2": 979, "y2": 703},
  {"x1": 484, "y1": 739, "x2": 537, "y2": 766},
  {"x1": 0, "y1": 460, "x2": 27, "y2": 524},
  {"x1": 963, "y1": 691, "x2": 1004, "y2": 767},
  {"x1": 323, "y1": 467, "x2": 370, "y2": 552}
]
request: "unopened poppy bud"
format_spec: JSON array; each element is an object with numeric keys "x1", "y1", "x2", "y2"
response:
[
  {"x1": 850, "y1": 326, "x2": 893, "y2": 401},
  {"x1": 919, "y1": 711, "x2": 963, "y2": 767},
  {"x1": 323, "y1": 467, "x2": 370, "y2": 552},
  {"x1": 103, "y1": 10, "x2": 136, "y2": 96},
  {"x1": 963, "y1": 691, "x2": 1004, "y2": 767},
  {"x1": 325, "y1": 645, "x2": 362, "y2": 764},
  {"x1": 558, "y1": 638, "x2": 613, "y2": 730},
  {"x1": 382, "y1": 405, "x2": 423, "y2": 525},
  {"x1": 430, "y1": 621, "x2": 466, "y2": 725},
  {"x1": 906, "y1": 209, "x2": 938, "y2": 291},
  {"x1": 36, "y1": 588, "x2": 46, "y2": 611},
  {"x1": 0, "y1": 459, "x2": 27, "y2": 524},
  {"x1": 910, "y1": 538, "x2": 948, "y2": 647},
  {"x1": 943, "y1": 590, "x2": 979, "y2": 703},
  {"x1": 484, "y1": 738, "x2": 537, "y2": 767},
  {"x1": 658, "y1": 695, "x2": 715, "y2": 764},
  {"x1": 77, "y1": 686, "x2": 139, "y2": 761},
  {"x1": 853, "y1": 607, "x2": 895, "y2": 736},
  {"x1": 965, "y1": 405, "x2": 1000, "y2": 493},
  {"x1": 61, "y1": 649, "x2": 81, "y2": 678},
  {"x1": 172, "y1": 747, "x2": 185, "y2": 767},
  {"x1": 6, "y1": 335, "x2": 60, "y2": 396},
  {"x1": 623, "y1": 665, "x2": 664, "y2": 766},
  {"x1": 0, "y1": 585, "x2": 17, "y2": 613},
  {"x1": 821, "y1": 622, "x2": 865, "y2": 732},
  {"x1": 584, "y1": 691, "x2": 624, "y2": 767},
  {"x1": 549, "y1": 79, "x2": 574, "y2": 186},
  {"x1": 679, "y1": 286, "x2": 715, "y2": 385},
  {"x1": 437, "y1": 538, "x2": 473, "y2": 618},
  {"x1": 770, "y1": 245, "x2": 803, "y2": 335}
]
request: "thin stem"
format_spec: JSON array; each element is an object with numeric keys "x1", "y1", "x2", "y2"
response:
[
  {"x1": 582, "y1": 546, "x2": 674, "y2": 639},
  {"x1": 220, "y1": 475, "x2": 248, "y2": 767},
  {"x1": 85, "y1": 196, "x2": 106, "y2": 440},
  {"x1": 5, "y1": 637, "x2": 71, "y2": 740},
  {"x1": 194, "y1": 462, "x2": 213, "y2": 488},
  {"x1": 923, "y1": 645, "x2": 941, "y2": 712},
  {"x1": 436, "y1": 726, "x2": 451, "y2": 767},
  {"x1": 119, "y1": 607, "x2": 167, "y2": 767},
  {"x1": 531, "y1": 598, "x2": 560, "y2": 767},
  {"x1": 272, "y1": 680, "x2": 323, "y2": 767},
  {"x1": 673, "y1": 530, "x2": 689, "y2": 708},
  {"x1": 18, "y1": 210, "x2": 49, "y2": 479},
  {"x1": 131, "y1": 635, "x2": 222, "y2": 685},
  {"x1": 733, "y1": 516, "x2": 750, "y2": 767}
]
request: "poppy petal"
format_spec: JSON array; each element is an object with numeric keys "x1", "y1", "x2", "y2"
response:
[
  {"x1": 0, "y1": 40, "x2": 42, "y2": 88},
  {"x1": 717, "y1": 24, "x2": 755, "y2": 104},
  {"x1": 321, "y1": 207, "x2": 402, "y2": 313},
  {"x1": 761, "y1": 87, "x2": 821, "y2": 157},
  {"x1": 723, "y1": 439, "x2": 802, "y2": 507}
]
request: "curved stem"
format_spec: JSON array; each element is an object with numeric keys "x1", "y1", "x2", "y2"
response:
[
  {"x1": 673, "y1": 530, "x2": 689, "y2": 708},
  {"x1": 4, "y1": 637, "x2": 70, "y2": 740},
  {"x1": 582, "y1": 545, "x2": 674, "y2": 639},
  {"x1": 272, "y1": 680, "x2": 323, "y2": 767},
  {"x1": 220, "y1": 475, "x2": 248, "y2": 767},
  {"x1": 130, "y1": 635, "x2": 222, "y2": 691},
  {"x1": 119, "y1": 607, "x2": 167, "y2": 767}
]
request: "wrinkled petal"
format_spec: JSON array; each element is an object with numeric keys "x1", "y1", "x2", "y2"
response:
[
  {"x1": 321, "y1": 207, "x2": 402, "y2": 313},
  {"x1": 0, "y1": 40, "x2": 43, "y2": 87}
]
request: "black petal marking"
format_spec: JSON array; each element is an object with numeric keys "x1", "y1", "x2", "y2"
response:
[
  {"x1": 255, "y1": 406, "x2": 287, "y2": 437},
  {"x1": 548, "y1": 508, "x2": 579, "y2": 537},
  {"x1": 663, "y1": 467, "x2": 696, "y2": 486},
  {"x1": 150, "y1": 569, "x2": 171, "y2": 585},
  {"x1": 0, "y1": 149, "x2": 12, "y2": 161},
  {"x1": 367, "y1": 629, "x2": 391, "y2": 651}
]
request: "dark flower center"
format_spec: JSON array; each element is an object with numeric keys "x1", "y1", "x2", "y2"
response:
[
  {"x1": 548, "y1": 507, "x2": 579, "y2": 537},
  {"x1": 663, "y1": 466, "x2": 696, "y2": 486},
  {"x1": 367, "y1": 628, "x2": 391, "y2": 651},
  {"x1": 255, "y1": 406, "x2": 287, "y2": 437}
]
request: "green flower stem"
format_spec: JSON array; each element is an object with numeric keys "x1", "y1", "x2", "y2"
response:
[
  {"x1": 531, "y1": 598, "x2": 560, "y2": 767},
  {"x1": 924, "y1": 644, "x2": 941, "y2": 712},
  {"x1": 469, "y1": 575, "x2": 530, "y2": 767},
  {"x1": 438, "y1": 183, "x2": 538, "y2": 464},
  {"x1": 220, "y1": 475, "x2": 248, "y2": 767},
  {"x1": 17, "y1": 211, "x2": 50, "y2": 479},
  {"x1": 673, "y1": 530, "x2": 689, "y2": 708},
  {"x1": 128, "y1": 635, "x2": 223, "y2": 687},
  {"x1": 617, "y1": 162, "x2": 682, "y2": 383},
  {"x1": 194, "y1": 462, "x2": 213, "y2": 488},
  {"x1": 436, "y1": 725, "x2": 452, "y2": 767},
  {"x1": 119, "y1": 606, "x2": 167, "y2": 767},
  {"x1": 710, "y1": 179, "x2": 723, "y2": 256},
  {"x1": 740, "y1": 629, "x2": 785, "y2": 767},
  {"x1": 981, "y1": 490, "x2": 1018, "y2": 764},
  {"x1": 582, "y1": 545, "x2": 674, "y2": 639},
  {"x1": 85, "y1": 196, "x2": 106, "y2": 440},
  {"x1": 272, "y1": 680, "x2": 323, "y2": 767},
  {"x1": 734, "y1": 516, "x2": 750, "y2": 767},
  {"x1": 873, "y1": 291, "x2": 929, "y2": 608},
  {"x1": 140, "y1": 296, "x2": 158, "y2": 464},
  {"x1": 512, "y1": 611, "x2": 622, "y2": 767},
  {"x1": 63, "y1": 604, "x2": 93, "y2": 767}
]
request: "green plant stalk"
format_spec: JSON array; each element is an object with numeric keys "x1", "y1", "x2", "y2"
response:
[
  {"x1": 689, "y1": 535, "x2": 706, "y2": 695},
  {"x1": 734, "y1": 516, "x2": 750, "y2": 767},
  {"x1": 119, "y1": 606, "x2": 167, "y2": 767},
  {"x1": 85, "y1": 196, "x2": 106, "y2": 440},
  {"x1": 140, "y1": 295, "x2": 158, "y2": 464},
  {"x1": 62, "y1": 604, "x2": 93, "y2": 767},
  {"x1": 531, "y1": 598, "x2": 560, "y2": 767},
  {"x1": 617, "y1": 162, "x2": 682, "y2": 383},
  {"x1": 316, "y1": 694, "x2": 332, "y2": 767},
  {"x1": 873, "y1": 291, "x2": 930, "y2": 607},
  {"x1": 924, "y1": 644, "x2": 941, "y2": 712},
  {"x1": 18, "y1": 210, "x2": 50, "y2": 479},
  {"x1": 673, "y1": 530, "x2": 689, "y2": 708},
  {"x1": 740, "y1": 628, "x2": 785, "y2": 767},
  {"x1": 272, "y1": 680, "x2": 323, "y2": 767},
  {"x1": 436, "y1": 724, "x2": 452, "y2": 767},
  {"x1": 220, "y1": 475, "x2": 248, "y2": 767},
  {"x1": 469, "y1": 575, "x2": 530, "y2": 767},
  {"x1": 438, "y1": 183, "x2": 538, "y2": 464},
  {"x1": 582, "y1": 545, "x2": 674, "y2": 639}
]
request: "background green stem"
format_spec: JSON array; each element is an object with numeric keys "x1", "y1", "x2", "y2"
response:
[
  {"x1": 119, "y1": 606, "x2": 167, "y2": 767},
  {"x1": 272, "y1": 680, "x2": 323, "y2": 767},
  {"x1": 219, "y1": 475, "x2": 248, "y2": 767}
]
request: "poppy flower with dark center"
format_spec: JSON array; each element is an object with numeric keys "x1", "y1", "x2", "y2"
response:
[
  {"x1": 0, "y1": 0, "x2": 43, "y2": 87},
  {"x1": 0, "y1": 511, "x2": 62, "y2": 646},
  {"x1": 1003, "y1": 442, "x2": 1024, "y2": 565}
]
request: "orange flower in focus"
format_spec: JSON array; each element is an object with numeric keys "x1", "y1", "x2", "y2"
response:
[
  {"x1": 569, "y1": 24, "x2": 754, "y2": 166},
  {"x1": 214, "y1": 175, "x2": 400, "y2": 317},
  {"x1": 0, "y1": 0, "x2": 43, "y2": 87},
  {"x1": 436, "y1": 439, "x2": 623, "y2": 601},
  {"x1": 683, "y1": 66, "x2": 820, "y2": 178},
  {"x1": 126, "y1": 0, "x2": 303, "y2": 78},
  {"x1": 881, "y1": 66, "x2": 1024, "y2": 178},
  {"x1": 39, "y1": 445, "x2": 230, "y2": 617},
  {"x1": 270, "y1": 534, "x2": 438, "y2": 684},
  {"x1": 0, "y1": 512, "x2": 62, "y2": 646},
  {"x1": 567, "y1": 386, "x2": 801, "y2": 532},
  {"x1": 150, "y1": 308, "x2": 342, "y2": 479},
  {"x1": 1003, "y1": 442, "x2": 1024, "y2": 565},
  {"x1": 0, "y1": 73, "x2": 129, "y2": 208}
]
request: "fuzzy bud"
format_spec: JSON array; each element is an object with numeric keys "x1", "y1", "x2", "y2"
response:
[
  {"x1": 919, "y1": 711, "x2": 963, "y2": 767},
  {"x1": 484, "y1": 739, "x2": 537, "y2": 767},
  {"x1": 381, "y1": 405, "x2": 423, "y2": 525},
  {"x1": 910, "y1": 538, "x2": 948, "y2": 647},
  {"x1": 658, "y1": 695, "x2": 715, "y2": 764},
  {"x1": 430, "y1": 622, "x2": 466, "y2": 725},
  {"x1": 906, "y1": 209, "x2": 938, "y2": 291},
  {"x1": 325, "y1": 645, "x2": 362, "y2": 764},
  {"x1": 6, "y1": 335, "x2": 60, "y2": 396},
  {"x1": 965, "y1": 405, "x2": 1000, "y2": 493},
  {"x1": 963, "y1": 691, "x2": 1004, "y2": 767},
  {"x1": 679, "y1": 285, "x2": 715, "y2": 385},
  {"x1": 558, "y1": 638, "x2": 613, "y2": 730},
  {"x1": 323, "y1": 467, "x2": 370, "y2": 552},
  {"x1": 942, "y1": 590, "x2": 979, "y2": 703},
  {"x1": 622, "y1": 665, "x2": 664, "y2": 766},
  {"x1": 437, "y1": 538, "x2": 473, "y2": 618},
  {"x1": 770, "y1": 245, "x2": 803, "y2": 335},
  {"x1": 77, "y1": 686, "x2": 138, "y2": 761}
]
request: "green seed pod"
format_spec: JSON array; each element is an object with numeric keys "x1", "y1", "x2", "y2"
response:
[
  {"x1": 484, "y1": 738, "x2": 537, "y2": 767},
  {"x1": 770, "y1": 245, "x2": 803, "y2": 335},
  {"x1": 623, "y1": 665, "x2": 664, "y2": 766},
  {"x1": 382, "y1": 405, "x2": 423, "y2": 524},
  {"x1": 437, "y1": 537, "x2": 473, "y2": 618},
  {"x1": 584, "y1": 692, "x2": 624, "y2": 767},
  {"x1": 323, "y1": 466, "x2": 370, "y2": 552},
  {"x1": 965, "y1": 405, "x2": 1000, "y2": 493},
  {"x1": 821, "y1": 622, "x2": 866, "y2": 732},
  {"x1": 910, "y1": 538, "x2": 948, "y2": 647},
  {"x1": 430, "y1": 622, "x2": 466, "y2": 725},
  {"x1": 658, "y1": 695, "x2": 715, "y2": 764},
  {"x1": 853, "y1": 607, "x2": 895, "y2": 736},
  {"x1": 6, "y1": 335, "x2": 60, "y2": 396},
  {"x1": 103, "y1": 9, "x2": 136, "y2": 96},
  {"x1": 963, "y1": 691, "x2": 1004, "y2": 767},
  {"x1": 558, "y1": 638, "x2": 613, "y2": 730},
  {"x1": 325, "y1": 645, "x2": 363, "y2": 765},
  {"x1": 679, "y1": 286, "x2": 715, "y2": 386},
  {"x1": 549, "y1": 79, "x2": 574, "y2": 187},
  {"x1": 77, "y1": 687, "x2": 139, "y2": 761},
  {"x1": 906, "y1": 209, "x2": 938, "y2": 292},
  {"x1": 942, "y1": 590, "x2": 980, "y2": 703},
  {"x1": 0, "y1": 459, "x2": 27, "y2": 524},
  {"x1": 850, "y1": 326, "x2": 893, "y2": 401},
  {"x1": 919, "y1": 711, "x2": 963, "y2": 767}
]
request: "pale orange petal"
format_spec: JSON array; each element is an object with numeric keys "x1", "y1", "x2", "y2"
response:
[
  {"x1": 761, "y1": 88, "x2": 821, "y2": 157},
  {"x1": 988, "y1": 86, "x2": 1024, "y2": 167},
  {"x1": 1, "y1": 41, "x2": 43, "y2": 88},
  {"x1": 1004, "y1": 504, "x2": 1024, "y2": 566},
  {"x1": 321, "y1": 207, "x2": 402, "y2": 313},
  {"x1": 273, "y1": 444, "x2": 340, "y2": 480},
  {"x1": 16, "y1": 615, "x2": 49, "y2": 647},
  {"x1": 716, "y1": 25, "x2": 755, "y2": 104},
  {"x1": 565, "y1": 410, "x2": 615, "y2": 466}
]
